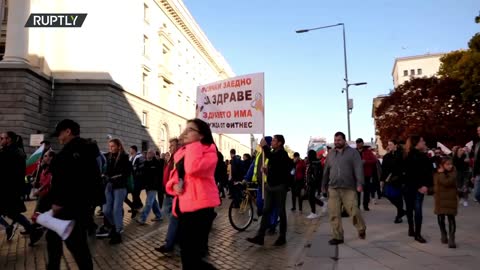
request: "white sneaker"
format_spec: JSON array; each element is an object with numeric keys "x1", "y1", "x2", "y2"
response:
[
  {"x1": 373, "y1": 199, "x2": 378, "y2": 205},
  {"x1": 307, "y1": 213, "x2": 320, "y2": 219},
  {"x1": 463, "y1": 201, "x2": 469, "y2": 207}
]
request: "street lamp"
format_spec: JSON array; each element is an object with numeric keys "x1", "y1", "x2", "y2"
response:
[{"x1": 296, "y1": 23, "x2": 366, "y2": 141}]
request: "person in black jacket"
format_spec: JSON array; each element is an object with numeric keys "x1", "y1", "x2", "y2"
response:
[
  {"x1": 381, "y1": 140, "x2": 405, "y2": 224},
  {"x1": 0, "y1": 131, "x2": 38, "y2": 243},
  {"x1": 96, "y1": 138, "x2": 132, "y2": 245},
  {"x1": 305, "y1": 150, "x2": 324, "y2": 219},
  {"x1": 137, "y1": 149, "x2": 163, "y2": 224},
  {"x1": 47, "y1": 119, "x2": 99, "y2": 270},
  {"x1": 403, "y1": 135, "x2": 432, "y2": 243},
  {"x1": 247, "y1": 134, "x2": 291, "y2": 246}
]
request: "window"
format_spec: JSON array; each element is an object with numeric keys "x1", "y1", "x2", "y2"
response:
[
  {"x1": 38, "y1": 96, "x2": 43, "y2": 113},
  {"x1": 403, "y1": 70, "x2": 408, "y2": 77},
  {"x1": 162, "y1": 45, "x2": 170, "y2": 66},
  {"x1": 160, "y1": 125, "x2": 168, "y2": 153},
  {"x1": 142, "y1": 111, "x2": 148, "y2": 127},
  {"x1": 417, "y1": 68, "x2": 422, "y2": 75},
  {"x1": 142, "y1": 72, "x2": 148, "y2": 96},
  {"x1": 143, "y1": 3, "x2": 149, "y2": 23},
  {"x1": 143, "y1": 35, "x2": 149, "y2": 57},
  {"x1": 141, "y1": 141, "x2": 149, "y2": 152},
  {"x1": 410, "y1": 69, "x2": 415, "y2": 76}
]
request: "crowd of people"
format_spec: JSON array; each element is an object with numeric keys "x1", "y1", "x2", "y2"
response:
[{"x1": 1, "y1": 120, "x2": 479, "y2": 269}]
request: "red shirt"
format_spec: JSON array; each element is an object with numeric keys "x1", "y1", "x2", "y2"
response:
[{"x1": 295, "y1": 159, "x2": 306, "y2": 181}]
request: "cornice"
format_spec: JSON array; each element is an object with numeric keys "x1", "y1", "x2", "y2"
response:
[{"x1": 155, "y1": 0, "x2": 233, "y2": 79}]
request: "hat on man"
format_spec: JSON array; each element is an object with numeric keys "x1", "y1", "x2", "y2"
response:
[
  {"x1": 51, "y1": 119, "x2": 80, "y2": 137},
  {"x1": 264, "y1": 136, "x2": 273, "y2": 147}
]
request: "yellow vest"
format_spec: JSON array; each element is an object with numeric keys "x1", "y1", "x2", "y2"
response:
[{"x1": 252, "y1": 153, "x2": 269, "y2": 183}]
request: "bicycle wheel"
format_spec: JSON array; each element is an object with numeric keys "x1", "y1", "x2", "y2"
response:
[{"x1": 229, "y1": 197, "x2": 254, "y2": 231}]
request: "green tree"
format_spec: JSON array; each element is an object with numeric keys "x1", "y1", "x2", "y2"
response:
[{"x1": 438, "y1": 33, "x2": 480, "y2": 100}]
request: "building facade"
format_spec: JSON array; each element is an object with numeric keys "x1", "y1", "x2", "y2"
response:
[
  {"x1": 373, "y1": 53, "x2": 446, "y2": 156},
  {"x1": 392, "y1": 53, "x2": 445, "y2": 87},
  {"x1": 0, "y1": 0, "x2": 250, "y2": 158}
]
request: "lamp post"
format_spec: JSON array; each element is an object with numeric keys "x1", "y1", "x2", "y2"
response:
[{"x1": 296, "y1": 23, "x2": 367, "y2": 141}]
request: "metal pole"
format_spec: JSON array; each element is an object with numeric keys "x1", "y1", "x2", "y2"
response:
[{"x1": 341, "y1": 24, "x2": 351, "y2": 141}]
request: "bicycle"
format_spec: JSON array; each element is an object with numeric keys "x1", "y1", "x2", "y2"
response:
[{"x1": 228, "y1": 182, "x2": 258, "y2": 231}]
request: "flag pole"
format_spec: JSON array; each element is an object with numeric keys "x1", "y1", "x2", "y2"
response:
[{"x1": 261, "y1": 73, "x2": 265, "y2": 200}]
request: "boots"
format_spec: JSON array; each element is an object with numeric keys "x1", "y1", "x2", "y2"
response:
[
  {"x1": 448, "y1": 216, "x2": 456, "y2": 249},
  {"x1": 408, "y1": 222, "x2": 415, "y2": 237},
  {"x1": 448, "y1": 232, "x2": 456, "y2": 248},
  {"x1": 414, "y1": 222, "x2": 426, "y2": 243},
  {"x1": 437, "y1": 215, "x2": 448, "y2": 244}
]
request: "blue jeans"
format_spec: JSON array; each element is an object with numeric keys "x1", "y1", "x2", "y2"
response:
[
  {"x1": 165, "y1": 215, "x2": 179, "y2": 250},
  {"x1": 474, "y1": 176, "x2": 480, "y2": 202},
  {"x1": 163, "y1": 195, "x2": 173, "y2": 219},
  {"x1": 140, "y1": 190, "x2": 162, "y2": 223},
  {"x1": 103, "y1": 183, "x2": 127, "y2": 233},
  {"x1": 405, "y1": 189, "x2": 424, "y2": 235}
]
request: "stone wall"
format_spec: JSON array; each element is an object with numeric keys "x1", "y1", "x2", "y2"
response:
[{"x1": 0, "y1": 66, "x2": 51, "y2": 154}]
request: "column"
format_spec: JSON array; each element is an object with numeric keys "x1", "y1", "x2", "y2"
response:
[{"x1": 2, "y1": 0, "x2": 30, "y2": 63}]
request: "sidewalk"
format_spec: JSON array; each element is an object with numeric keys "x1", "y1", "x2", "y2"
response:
[{"x1": 297, "y1": 197, "x2": 480, "y2": 270}]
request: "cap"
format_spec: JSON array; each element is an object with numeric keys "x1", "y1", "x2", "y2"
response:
[
  {"x1": 355, "y1": 138, "x2": 364, "y2": 143},
  {"x1": 51, "y1": 119, "x2": 80, "y2": 137},
  {"x1": 264, "y1": 136, "x2": 273, "y2": 146}
]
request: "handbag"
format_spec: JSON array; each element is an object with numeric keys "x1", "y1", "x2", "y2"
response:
[{"x1": 384, "y1": 184, "x2": 401, "y2": 198}]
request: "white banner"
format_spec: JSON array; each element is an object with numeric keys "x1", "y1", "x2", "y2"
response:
[{"x1": 196, "y1": 73, "x2": 265, "y2": 134}]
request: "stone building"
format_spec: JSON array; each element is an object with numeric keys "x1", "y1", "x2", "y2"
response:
[{"x1": 0, "y1": 0, "x2": 251, "y2": 158}]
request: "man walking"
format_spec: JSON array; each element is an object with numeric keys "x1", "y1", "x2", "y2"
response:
[
  {"x1": 125, "y1": 145, "x2": 145, "y2": 218},
  {"x1": 0, "y1": 131, "x2": 40, "y2": 244},
  {"x1": 247, "y1": 135, "x2": 291, "y2": 246},
  {"x1": 322, "y1": 132, "x2": 367, "y2": 245},
  {"x1": 47, "y1": 119, "x2": 99, "y2": 269},
  {"x1": 356, "y1": 138, "x2": 378, "y2": 211},
  {"x1": 291, "y1": 152, "x2": 306, "y2": 212}
]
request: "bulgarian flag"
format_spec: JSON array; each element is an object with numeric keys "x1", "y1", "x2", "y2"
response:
[
  {"x1": 25, "y1": 144, "x2": 45, "y2": 176},
  {"x1": 313, "y1": 144, "x2": 328, "y2": 159}
]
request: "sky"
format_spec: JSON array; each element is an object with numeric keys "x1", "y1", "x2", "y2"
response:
[{"x1": 183, "y1": 0, "x2": 479, "y2": 154}]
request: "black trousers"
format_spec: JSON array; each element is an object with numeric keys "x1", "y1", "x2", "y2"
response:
[
  {"x1": 357, "y1": 176, "x2": 372, "y2": 208},
  {"x1": 258, "y1": 184, "x2": 287, "y2": 238},
  {"x1": 46, "y1": 222, "x2": 93, "y2": 270},
  {"x1": 124, "y1": 186, "x2": 143, "y2": 210},
  {"x1": 291, "y1": 180, "x2": 304, "y2": 210},
  {"x1": 178, "y1": 208, "x2": 217, "y2": 270},
  {"x1": 307, "y1": 184, "x2": 323, "y2": 214}
]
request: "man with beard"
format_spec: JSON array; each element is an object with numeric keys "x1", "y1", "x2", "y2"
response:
[{"x1": 322, "y1": 132, "x2": 366, "y2": 245}]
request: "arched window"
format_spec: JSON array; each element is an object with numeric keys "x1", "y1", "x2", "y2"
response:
[{"x1": 160, "y1": 125, "x2": 168, "y2": 153}]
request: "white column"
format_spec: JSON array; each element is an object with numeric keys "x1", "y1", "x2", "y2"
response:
[{"x1": 2, "y1": 0, "x2": 30, "y2": 63}]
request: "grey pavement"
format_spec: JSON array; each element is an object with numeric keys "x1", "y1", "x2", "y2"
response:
[
  {"x1": 1, "y1": 193, "x2": 479, "y2": 269},
  {"x1": 297, "y1": 196, "x2": 480, "y2": 270}
]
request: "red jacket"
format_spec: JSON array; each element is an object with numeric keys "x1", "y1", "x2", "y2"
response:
[
  {"x1": 163, "y1": 157, "x2": 174, "y2": 189},
  {"x1": 359, "y1": 148, "x2": 377, "y2": 177},
  {"x1": 295, "y1": 159, "x2": 306, "y2": 181},
  {"x1": 166, "y1": 141, "x2": 220, "y2": 216}
]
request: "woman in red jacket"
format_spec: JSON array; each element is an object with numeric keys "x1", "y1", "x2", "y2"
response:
[{"x1": 166, "y1": 118, "x2": 220, "y2": 270}]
